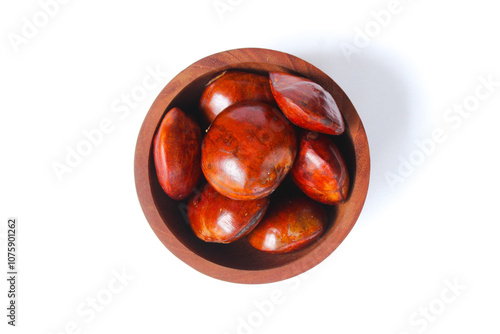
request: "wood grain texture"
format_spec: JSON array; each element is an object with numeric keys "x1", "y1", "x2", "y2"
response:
[{"x1": 134, "y1": 48, "x2": 370, "y2": 284}]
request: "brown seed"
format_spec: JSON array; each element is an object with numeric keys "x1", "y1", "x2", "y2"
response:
[
  {"x1": 269, "y1": 72, "x2": 344, "y2": 135},
  {"x1": 200, "y1": 71, "x2": 275, "y2": 123},
  {"x1": 153, "y1": 107, "x2": 202, "y2": 200},
  {"x1": 291, "y1": 131, "x2": 349, "y2": 204},
  {"x1": 247, "y1": 196, "x2": 327, "y2": 253},
  {"x1": 188, "y1": 183, "x2": 270, "y2": 243},
  {"x1": 201, "y1": 101, "x2": 297, "y2": 200}
]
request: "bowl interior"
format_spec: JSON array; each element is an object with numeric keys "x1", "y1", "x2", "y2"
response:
[
  {"x1": 150, "y1": 67, "x2": 355, "y2": 270},
  {"x1": 135, "y1": 48, "x2": 369, "y2": 283}
]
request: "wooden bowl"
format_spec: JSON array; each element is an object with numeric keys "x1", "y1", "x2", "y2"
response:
[{"x1": 134, "y1": 48, "x2": 370, "y2": 284}]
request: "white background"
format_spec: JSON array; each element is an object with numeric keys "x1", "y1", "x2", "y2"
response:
[{"x1": 1, "y1": 0, "x2": 500, "y2": 333}]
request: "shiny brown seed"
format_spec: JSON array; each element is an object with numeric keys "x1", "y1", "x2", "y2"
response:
[
  {"x1": 247, "y1": 196, "x2": 327, "y2": 253},
  {"x1": 200, "y1": 71, "x2": 275, "y2": 123},
  {"x1": 269, "y1": 72, "x2": 345, "y2": 135},
  {"x1": 291, "y1": 131, "x2": 349, "y2": 205},
  {"x1": 201, "y1": 101, "x2": 297, "y2": 200},
  {"x1": 188, "y1": 183, "x2": 270, "y2": 243},
  {"x1": 153, "y1": 107, "x2": 202, "y2": 200}
]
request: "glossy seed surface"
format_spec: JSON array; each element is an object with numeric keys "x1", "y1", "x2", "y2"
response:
[
  {"x1": 270, "y1": 72, "x2": 344, "y2": 135},
  {"x1": 247, "y1": 196, "x2": 327, "y2": 253},
  {"x1": 188, "y1": 183, "x2": 270, "y2": 243},
  {"x1": 291, "y1": 131, "x2": 350, "y2": 204},
  {"x1": 153, "y1": 107, "x2": 202, "y2": 200},
  {"x1": 200, "y1": 71, "x2": 275, "y2": 123},
  {"x1": 202, "y1": 101, "x2": 297, "y2": 200}
]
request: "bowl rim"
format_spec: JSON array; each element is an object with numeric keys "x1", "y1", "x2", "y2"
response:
[{"x1": 134, "y1": 47, "x2": 370, "y2": 284}]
